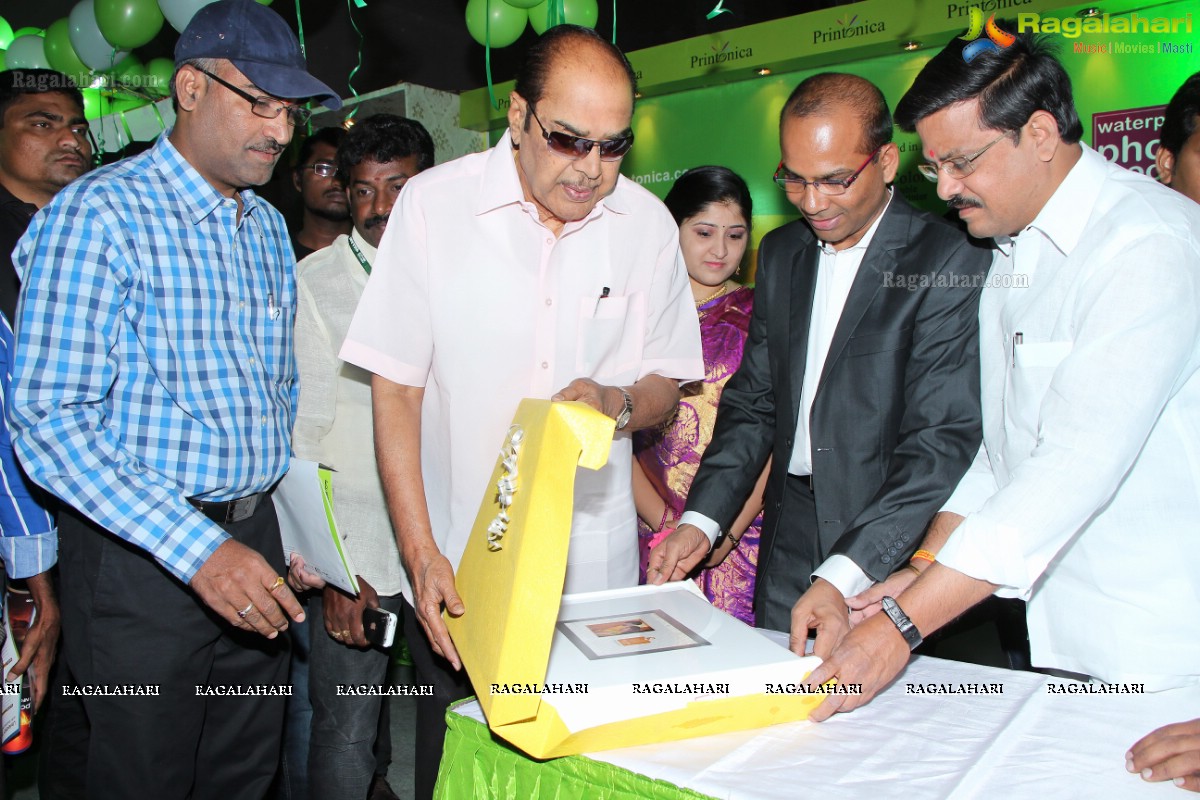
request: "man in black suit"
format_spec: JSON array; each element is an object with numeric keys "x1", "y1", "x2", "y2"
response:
[{"x1": 650, "y1": 73, "x2": 991, "y2": 657}]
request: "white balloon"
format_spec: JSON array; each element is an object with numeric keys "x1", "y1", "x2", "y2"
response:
[
  {"x1": 69, "y1": 0, "x2": 129, "y2": 71},
  {"x1": 5, "y1": 35, "x2": 51, "y2": 70},
  {"x1": 158, "y1": 0, "x2": 219, "y2": 34}
]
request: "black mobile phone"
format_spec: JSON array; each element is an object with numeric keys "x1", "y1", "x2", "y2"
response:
[{"x1": 362, "y1": 607, "x2": 397, "y2": 648}]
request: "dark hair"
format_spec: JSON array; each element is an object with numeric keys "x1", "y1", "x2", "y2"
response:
[
  {"x1": 1161, "y1": 72, "x2": 1200, "y2": 156},
  {"x1": 894, "y1": 28, "x2": 1082, "y2": 144},
  {"x1": 781, "y1": 73, "x2": 893, "y2": 154},
  {"x1": 514, "y1": 24, "x2": 637, "y2": 109},
  {"x1": 336, "y1": 114, "x2": 435, "y2": 182},
  {"x1": 0, "y1": 69, "x2": 85, "y2": 127},
  {"x1": 663, "y1": 166, "x2": 752, "y2": 227},
  {"x1": 295, "y1": 126, "x2": 346, "y2": 170}
]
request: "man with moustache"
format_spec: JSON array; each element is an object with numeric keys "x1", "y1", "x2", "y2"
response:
[
  {"x1": 9, "y1": 1, "x2": 341, "y2": 797},
  {"x1": 807, "y1": 32, "x2": 1200, "y2": 793},
  {"x1": 290, "y1": 113, "x2": 434, "y2": 800},
  {"x1": 0, "y1": 69, "x2": 92, "y2": 321},
  {"x1": 650, "y1": 73, "x2": 989, "y2": 658},
  {"x1": 340, "y1": 24, "x2": 703, "y2": 798},
  {"x1": 290, "y1": 127, "x2": 349, "y2": 260}
]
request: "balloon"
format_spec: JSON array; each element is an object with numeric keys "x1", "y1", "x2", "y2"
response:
[
  {"x1": 0, "y1": 17, "x2": 14, "y2": 50},
  {"x1": 103, "y1": 52, "x2": 143, "y2": 84},
  {"x1": 12, "y1": 28, "x2": 45, "y2": 39},
  {"x1": 44, "y1": 18, "x2": 93, "y2": 84},
  {"x1": 144, "y1": 56, "x2": 174, "y2": 97},
  {"x1": 70, "y1": 0, "x2": 131, "y2": 71},
  {"x1": 0, "y1": 50, "x2": 6, "y2": 72},
  {"x1": 158, "y1": 0, "x2": 219, "y2": 34},
  {"x1": 465, "y1": 0, "x2": 528, "y2": 48},
  {"x1": 96, "y1": 0, "x2": 164, "y2": 49},
  {"x1": 529, "y1": 0, "x2": 598, "y2": 34},
  {"x1": 4, "y1": 35, "x2": 52, "y2": 70},
  {"x1": 256, "y1": 0, "x2": 273, "y2": 4},
  {"x1": 504, "y1": 0, "x2": 546, "y2": 8}
]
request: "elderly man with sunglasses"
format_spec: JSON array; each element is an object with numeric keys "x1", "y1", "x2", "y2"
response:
[
  {"x1": 8, "y1": 2, "x2": 341, "y2": 797},
  {"x1": 339, "y1": 24, "x2": 702, "y2": 799},
  {"x1": 650, "y1": 73, "x2": 991, "y2": 663}
]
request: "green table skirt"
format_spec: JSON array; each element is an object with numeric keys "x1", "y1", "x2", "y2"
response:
[{"x1": 435, "y1": 701, "x2": 717, "y2": 800}]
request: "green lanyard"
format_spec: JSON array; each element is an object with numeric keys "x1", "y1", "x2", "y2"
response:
[{"x1": 347, "y1": 235, "x2": 372, "y2": 275}]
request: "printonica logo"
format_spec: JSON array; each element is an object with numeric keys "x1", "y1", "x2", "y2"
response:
[
  {"x1": 690, "y1": 40, "x2": 754, "y2": 69},
  {"x1": 813, "y1": 13, "x2": 886, "y2": 45},
  {"x1": 959, "y1": 9, "x2": 1016, "y2": 62}
]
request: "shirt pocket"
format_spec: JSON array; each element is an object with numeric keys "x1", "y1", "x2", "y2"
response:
[
  {"x1": 575, "y1": 293, "x2": 645, "y2": 384},
  {"x1": 1010, "y1": 340, "x2": 1073, "y2": 425}
]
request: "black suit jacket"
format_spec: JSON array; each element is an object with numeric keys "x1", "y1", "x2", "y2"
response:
[{"x1": 686, "y1": 191, "x2": 992, "y2": 599}]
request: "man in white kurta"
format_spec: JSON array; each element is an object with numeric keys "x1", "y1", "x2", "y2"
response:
[
  {"x1": 812, "y1": 33, "x2": 1200, "y2": 726},
  {"x1": 339, "y1": 26, "x2": 703, "y2": 799}
]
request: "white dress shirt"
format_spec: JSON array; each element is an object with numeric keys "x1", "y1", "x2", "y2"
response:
[
  {"x1": 682, "y1": 193, "x2": 893, "y2": 599},
  {"x1": 340, "y1": 134, "x2": 704, "y2": 601},
  {"x1": 939, "y1": 145, "x2": 1200, "y2": 690},
  {"x1": 293, "y1": 232, "x2": 406, "y2": 596}
]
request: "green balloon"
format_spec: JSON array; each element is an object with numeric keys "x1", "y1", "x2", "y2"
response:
[
  {"x1": 465, "y1": 0, "x2": 528, "y2": 49},
  {"x1": 256, "y1": 0, "x2": 274, "y2": 4},
  {"x1": 104, "y1": 52, "x2": 144, "y2": 87},
  {"x1": 504, "y1": 0, "x2": 546, "y2": 8},
  {"x1": 0, "y1": 49, "x2": 6, "y2": 72},
  {"x1": 44, "y1": 18, "x2": 93, "y2": 86},
  {"x1": 95, "y1": 0, "x2": 165, "y2": 50},
  {"x1": 0, "y1": 17, "x2": 13, "y2": 50},
  {"x1": 529, "y1": 0, "x2": 598, "y2": 34},
  {"x1": 144, "y1": 56, "x2": 174, "y2": 98},
  {"x1": 12, "y1": 28, "x2": 45, "y2": 39}
]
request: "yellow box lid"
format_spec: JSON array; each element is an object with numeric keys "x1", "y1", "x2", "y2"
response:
[{"x1": 446, "y1": 399, "x2": 615, "y2": 727}]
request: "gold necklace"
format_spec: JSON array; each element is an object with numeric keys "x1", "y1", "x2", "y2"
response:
[{"x1": 695, "y1": 283, "x2": 729, "y2": 308}]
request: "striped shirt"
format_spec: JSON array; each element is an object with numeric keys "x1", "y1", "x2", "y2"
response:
[
  {"x1": 0, "y1": 314, "x2": 55, "y2": 580},
  {"x1": 9, "y1": 134, "x2": 297, "y2": 583}
]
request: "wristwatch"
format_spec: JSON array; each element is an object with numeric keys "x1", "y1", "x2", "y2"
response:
[
  {"x1": 881, "y1": 596, "x2": 923, "y2": 651},
  {"x1": 614, "y1": 387, "x2": 634, "y2": 430}
]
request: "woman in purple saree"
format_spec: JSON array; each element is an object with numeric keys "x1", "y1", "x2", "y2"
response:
[{"x1": 633, "y1": 167, "x2": 767, "y2": 625}]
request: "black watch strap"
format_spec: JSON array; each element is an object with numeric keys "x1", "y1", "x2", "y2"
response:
[{"x1": 881, "y1": 596, "x2": 923, "y2": 651}]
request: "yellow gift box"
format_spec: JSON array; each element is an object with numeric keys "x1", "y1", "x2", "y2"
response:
[{"x1": 447, "y1": 399, "x2": 825, "y2": 759}]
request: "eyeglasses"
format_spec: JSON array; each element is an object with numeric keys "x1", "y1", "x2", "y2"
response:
[
  {"x1": 527, "y1": 106, "x2": 634, "y2": 161},
  {"x1": 773, "y1": 147, "x2": 882, "y2": 196},
  {"x1": 297, "y1": 162, "x2": 337, "y2": 178},
  {"x1": 197, "y1": 67, "x2": 312, "y2": 128},
  {"x1": 918, "y1": 133, "x2": 1008, "y2": 182}
]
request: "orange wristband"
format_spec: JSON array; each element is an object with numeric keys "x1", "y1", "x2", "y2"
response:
[{"x1": 910, "y1": 549, "x2": 936, "y2": 565}]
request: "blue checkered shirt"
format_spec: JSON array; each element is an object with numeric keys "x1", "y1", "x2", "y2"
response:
[{"x1": 9, "y1": 134, "x2": 297, "y2": 583}]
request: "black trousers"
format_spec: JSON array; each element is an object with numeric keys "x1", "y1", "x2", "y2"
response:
[
  {"x1": 757, "y1": 474, "x2": 823, "y2": 633},
  {"x1": 58, "y1": 501, "x2": 290, "y2": 800},
  {"x1": 400, "y1": 599, "x2": 473, "y2": 800}
]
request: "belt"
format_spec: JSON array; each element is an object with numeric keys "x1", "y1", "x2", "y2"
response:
[
  {"x1": 789, "y1": 473, "x2": 814, "y2": 491},
  {"x1": 188, "y1": 492, "x2": 267, "y2": 524}
]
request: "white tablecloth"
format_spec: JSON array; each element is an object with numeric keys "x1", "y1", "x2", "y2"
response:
[{"x1": 458, "y1": 642, "x2": 1195, "y2": 798}]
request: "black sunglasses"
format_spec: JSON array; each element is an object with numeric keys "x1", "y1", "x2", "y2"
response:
[{"x1": 527, "y1": 105, "x2": 634, "y2": 161}]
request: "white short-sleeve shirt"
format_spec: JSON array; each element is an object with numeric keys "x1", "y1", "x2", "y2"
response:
[{"x1": 341, "y1": 134, "x2": 704, "y2": 601}]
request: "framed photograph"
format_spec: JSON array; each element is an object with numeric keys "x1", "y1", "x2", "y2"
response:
[{"x1": 556, "y1": 610, "x2": 710, "y2": 660}]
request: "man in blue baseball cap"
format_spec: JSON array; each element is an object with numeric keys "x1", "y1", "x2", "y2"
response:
[{"x1": 9, "y1": 1, "x2": 341, "y2": 797}]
